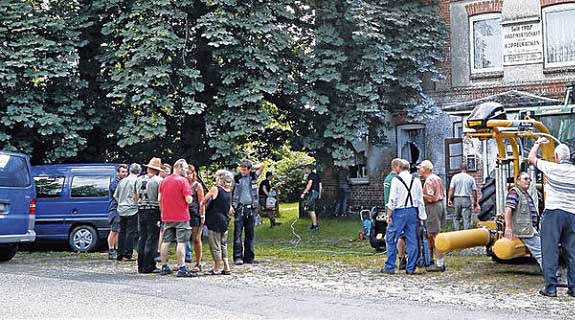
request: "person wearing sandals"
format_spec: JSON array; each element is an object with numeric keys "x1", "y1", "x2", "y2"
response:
[
  {"x1": 186, "y1": 163, "x2": 205, "y2": 273},
  {"x1": 202, "y1": 170, "x2": 233, "y2": 275}
]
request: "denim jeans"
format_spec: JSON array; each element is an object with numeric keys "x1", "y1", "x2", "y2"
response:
[
  {"x1": 137, "y1": 209, "x2": 160, "y2": 272},
  {"x1": 334, "y1": 188, "x2": 351, "y2": 216},
  {"x1": 541, "y1": 209, "x2": 575, "y2": 293},
  {"x1": 118, "y1": 214, "x2": 138, "y2": 259},
  {"x1": 185, "y1": 241, "x2": 192, "y2": 261},
  {"x1": 385, "y1": 207, "x2": 419, "y2": 273},
  {"x1": 233, "y1": 205, "x2": 256, "y2": 262}
]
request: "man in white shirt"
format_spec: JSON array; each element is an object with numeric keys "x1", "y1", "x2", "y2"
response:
[
  {"x1": 382, "y1": 159, "x2": 427, "y2": 275},
  {"x1": 529, "y1": 138, "x2": 575, "y2": 298}
]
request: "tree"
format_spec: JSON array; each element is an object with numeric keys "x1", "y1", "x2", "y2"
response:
[
  {"x1": 296, "y1": 0, "x2": 446, "y2": 166},
  {"x1": 0, "y1": 1, "x2": 94, "y2": 161}
]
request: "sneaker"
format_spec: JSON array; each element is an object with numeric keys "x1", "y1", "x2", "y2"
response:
[
  {"x1": 160, "y1": 264, "x2": 172, "y2": 276},
  {"x1": 311, "y1": 225, "x2": 319, "y2": 232},
  {"x1": 538, "y1": 288, "x2": 557, "y2": 298},
  {"x1": 108, "y1": 250, "x2": 117, "y2": 260},
  {"x1": 426, "y1": 265, "x2": 446, "y2": 272},
  {"x1": 154, "y1": 254, "x2": 161, "y2": 263},
  {"x1": 398, "y1": 256, "x2": 407, "y2": 271},
  {"x1": 234, "y1": 259, "x2": 244, "y2": 266},
  {"x1": 176, "y1": 266, "x2": 198, "y2": 278}
]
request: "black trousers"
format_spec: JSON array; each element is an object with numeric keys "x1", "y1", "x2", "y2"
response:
[
  {"x1": 233, "y1": 205, "x2": 256, "y2": 262},
  {"x1": 118, "y1": 214, "x2": 138, "y2": 259},
  {"x1": 137, "y1": 208, "x2": 161, "y2": 272}
]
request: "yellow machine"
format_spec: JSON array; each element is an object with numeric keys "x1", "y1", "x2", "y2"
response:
[{"x1": 435, "y1": 102, "x2": 558, "y2": 261}]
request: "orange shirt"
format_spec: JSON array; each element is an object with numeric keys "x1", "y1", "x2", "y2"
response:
[{"x1": 423, "y1": 173, "x2": 445, "y2": 204}]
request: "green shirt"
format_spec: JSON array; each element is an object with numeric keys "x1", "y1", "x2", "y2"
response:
[{"x1": 384, "y1": 172, "x2": 398, "y2": 206}]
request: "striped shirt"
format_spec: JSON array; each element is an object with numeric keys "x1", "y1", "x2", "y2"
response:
[
  {"x1": 505, "y1": 188, "x2": 538, "y2": 226},
  {"x1": 536, "y1": 160, "x2": 575, "y2": 214}
]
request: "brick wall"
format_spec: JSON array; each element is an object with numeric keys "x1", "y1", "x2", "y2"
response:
[
  {"x1": 349, "y1": 177, "x2": 385, "y2": 209},
  {"x1": 541, "y1": 0, "x2": 575, "y2": 7},
  {"x1": 465, "y1": 0, "x2": 503, "y2": 16}
]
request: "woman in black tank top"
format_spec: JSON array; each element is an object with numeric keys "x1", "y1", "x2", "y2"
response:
[
  {"x1": 201, "y1": 170, "x2": 233, "y2": 275},
  {"x1": 186, "y1": 164, "x2": 205, "y2": 272}
]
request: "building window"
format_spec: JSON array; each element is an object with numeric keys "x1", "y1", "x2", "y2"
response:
[
  {"x1": 396, "y1": 124, "x2": 425, "y2": 172},
  {"x1": 543, "y1": 4, "x2": 575, "y2": 67},
  {"x1": 470, "y1": 14, "x2": 503, "y2": 73}
]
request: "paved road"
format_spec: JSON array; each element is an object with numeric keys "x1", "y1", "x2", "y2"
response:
[{"x1": 1, "y1": 257, "x2": 552, "y2": 320}]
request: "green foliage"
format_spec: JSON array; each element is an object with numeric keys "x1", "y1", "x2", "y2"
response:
[
  {"x1": 270, "y1": 149, "x2": 315, "y2": 202},
  {"x1": 0, "y1": 1, "x2": 94, "y2": 161},
  {"x1": 0, "y1": 0, "x2": 446, "y2": 168}
]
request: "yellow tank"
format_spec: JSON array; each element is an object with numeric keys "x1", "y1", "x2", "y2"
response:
[
  {"x1": 435, "y1": 228, "x2": 491, "y2": 253},
  {"x1": 492, "y1": 238, "x2": 531, "y2": 260}
]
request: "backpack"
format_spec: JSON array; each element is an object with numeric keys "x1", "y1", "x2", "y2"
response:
[{"x1": 266, "y1": 189, "x2": 277, "y2": 209}]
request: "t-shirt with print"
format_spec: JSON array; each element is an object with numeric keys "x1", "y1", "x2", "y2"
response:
[
  {"x1": 423, "y1": 173, "x2": 445, "y2": 204},
  {"x1": 159, "y1": 174, "x2": 192, "y2": 222},
  {"x1": 135, "y1": 174, "x2": 162, "y2": 210}
]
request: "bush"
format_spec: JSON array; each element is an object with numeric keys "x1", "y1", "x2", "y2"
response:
[{"x1": 269, "y1": 151, "x2": 315, "y2": 203}]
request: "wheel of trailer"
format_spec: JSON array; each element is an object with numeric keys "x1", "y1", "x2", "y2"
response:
[
  {"x1": 478, "y1": 177, "x2": 496, "y2": 221},
  {"x1": 69, "y1": 225, "x2": 98, "y2": 252},
  {"x1": 0, "y1": 244, "x2": 18, "y2": 262}
]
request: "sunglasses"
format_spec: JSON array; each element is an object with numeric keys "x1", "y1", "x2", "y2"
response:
[{"x1": 521, "y1": 177, "x2": 532, "y2": 181}]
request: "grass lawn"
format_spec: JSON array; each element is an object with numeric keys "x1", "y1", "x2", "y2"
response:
[{"x1": 252, "y1": 202, "x2": 381, "y2": 268}]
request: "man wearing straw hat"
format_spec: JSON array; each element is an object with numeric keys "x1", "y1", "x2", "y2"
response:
[{"x1": 135, "y1": 157, "x2": 164, "y2": 273}]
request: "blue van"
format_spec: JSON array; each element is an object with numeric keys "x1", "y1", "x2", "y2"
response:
[
  {"x1": 0, "y1": 151, "x2": 36, "y2": 262},
  {"x1": 32, "y1": 164, "x2": 118, "y2": 252}
]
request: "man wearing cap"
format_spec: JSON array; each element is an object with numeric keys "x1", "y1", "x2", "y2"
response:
[
  {"x1": 114, "y1": 163, "x2": 141, "y2": 261},
  {"x1": 447, "y1": 164, "x2": 479, "y2": 230},
  {"x1": 135, "y1": 157, "x2": 163, "y2": 273},
  {"x1": 231, "y1": 159, "x2": 263, "y2": 265},
  {"x1": 418, "y1": 160, "x2": 446, "y2": 272},
  {"x1": 529, "y1": 138, "x2": 575, "y2": 298}
]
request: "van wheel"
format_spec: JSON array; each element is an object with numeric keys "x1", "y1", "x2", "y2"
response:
[
  {"x1": 69, "y1": 225, "x2": 98, "y2": 252},
  {"x1": 0, "y1": 244, "x2": 18, "y2": 262}
]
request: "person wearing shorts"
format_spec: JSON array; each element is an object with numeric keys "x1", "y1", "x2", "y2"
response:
[
  {"x1": 419, "y1": 160, "x2": 446, "y2": 272},
  {"x1": 301, "y1": 165, "x2": 322, "y2": 232},
  {"x1": 107, "y1": 164, "x2": 128, "y2": 260},
  {"x1": 185, "y1": 163, "x2": 205, "y2": 272},
  {"x1": 158, "y1": 159, "x2": 195, "y2": 277}
]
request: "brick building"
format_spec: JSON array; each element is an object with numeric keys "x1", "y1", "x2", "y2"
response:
[{"x1": 319, "y1": 0, "x2": 575, "y2": 215}]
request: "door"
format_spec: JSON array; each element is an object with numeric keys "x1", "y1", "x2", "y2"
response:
[
  {"x1": 33, "y1": 175, "x2": 68, "y2": 240},
  {"x1": 67, "y1": 174, "x2": 112, "y2": 232},
  {"x1": 445, "y1": 138, "x2": 463, "y2": 188},
  {"x1": 0, "y1": 153, "x2": 34, "y2": 236}
]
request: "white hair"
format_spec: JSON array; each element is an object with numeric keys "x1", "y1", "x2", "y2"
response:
[
  {"x1": 555, "y1": 144, "x2": 571, "y2": 161},
  {"x1": 129, "y1": 163, "x2": 141, "y2": 175}
]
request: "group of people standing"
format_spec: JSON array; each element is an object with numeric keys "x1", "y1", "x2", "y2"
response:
[
  {"x1": 381, "y1": 139, "x2": 575, "y2": 299},
  {"x1": 107, "y1": 157, "x2": 264, "y2": 277}
]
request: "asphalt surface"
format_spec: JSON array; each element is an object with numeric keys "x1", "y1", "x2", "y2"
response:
[{"x1": 0, "y1": 254, "x2": 555, "y2": 320}]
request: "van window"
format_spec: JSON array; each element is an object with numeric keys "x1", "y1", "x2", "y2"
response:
[
  {"x1": 71, "y1": 176, "x2": 110, "y2": 198},
  {"x1": 0, "y1": 154, "x2": 31, "y2": 188},
  {"x1": 34, "y1": 176, "x2": 65, "y2": 198}
]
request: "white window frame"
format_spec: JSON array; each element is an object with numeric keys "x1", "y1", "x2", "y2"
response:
[
  {"x1": 543, "y1": 3, "x2": 575, "y2": 68},
  {"x1": 469, "y1": 13, "x2": 504, "y2": 74}
]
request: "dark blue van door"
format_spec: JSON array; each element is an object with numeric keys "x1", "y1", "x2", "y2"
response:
[
  {"x1": 0, "y1": 152, "x2": 35, "y2": 237},
  {"x1": 34, "y1": 173, "x2": 69, "y2": 240}
]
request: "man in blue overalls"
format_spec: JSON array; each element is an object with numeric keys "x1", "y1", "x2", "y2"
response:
[{"x1": 382, "y1": 159, "x2": 427, "y2": 274}]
